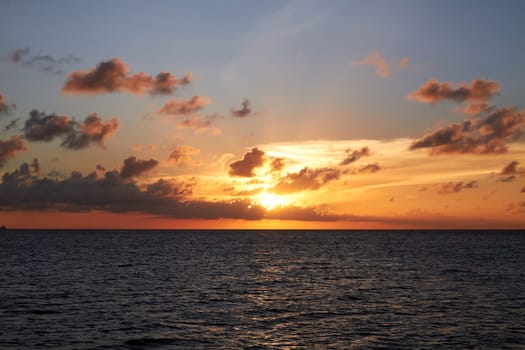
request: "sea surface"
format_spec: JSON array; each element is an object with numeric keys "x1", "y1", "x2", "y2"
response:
[{"x1": 0, "y1": 230, "x2": 524, "y2": 349}]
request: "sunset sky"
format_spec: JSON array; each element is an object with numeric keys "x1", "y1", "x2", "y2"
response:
[{"x1": 1, "y1": 0, "x2": 524, "y2": 229}]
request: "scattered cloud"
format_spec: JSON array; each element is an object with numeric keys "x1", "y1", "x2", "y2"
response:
[
  {"x1": 177, "y1": 114, "x2": 222, "y2": 135},
  {"x1": 407, "y1": 78, "x2": 500, "y2": 104},
  {"x1": 498, "y1": 160, "x2": 525, "y2": 182},
  {"x1": 229, "y1": 147, "x2": 265, "y2": 177},
  {"x1": 120, "y1": 156, "x2": 159, "y2": 178},
  {"x1": 61, "y1": 114, "x2": 120, "y2": 150},
  {"x1": 158, "y1": 96, "x2": 212, "y2": 116},
  {"x1": 269, "y1": 157, "x2": 285, "y2": 173},
  {"x1": 22, "y1": 110, "x2": 119, "y2": 149},
  {"x1": 168, "y1": 145, "x2": 200, "y2": 166},
  {"x1": 340, "y1": 147, "x2": 370, "y2": 165},
  {"x1": 0, "y1": 135, "x2": 27, "y2": 167},
  {"x1": 409, "y1": 107, "x2": 524, "y2": 154},
  {"x1": 0, "y1": 94, "x2": 16, "y2": 115},
  {"x1": 3, "y1": 47, "x2": 81, "y2": 74},
  {"x1": 356, "y1": 163, "x2": 381, "y2": 173},
  {"x1": 231, "y1": 98, "x2": 253, "y2": 118},
  {"x1": 271, "y1": 166, "x2": 341, "y2": 194},
  {"x1": 434, "y1": 180, "x2": 478, "y2": 195},
  {"x1": 23, "y1": 109, "x2": 75, "y2": 142},
  {"x1": 461, "y1": 103, "x2": 492, "y2": 116},
  {"x1": 61, "y1": 58, "x2": 191, "y2": 95},
  {"x1": 398, "y1": 56, "x2": 409, "y2": 70},
  {"x1": 352, "y1": 50, "x2": 390, "y2": 78},
  {"x1": 3, "y1": 118, "x2": 19, "y2": 132}
]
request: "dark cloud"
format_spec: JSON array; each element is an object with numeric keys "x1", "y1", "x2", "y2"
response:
[
  {"x1": 435, "y1": 180, "x2": 478, "y2": 195},
  {"x1": 3, "y1": 118, "x2": 19, "y2": 132},
  {"x1": 356, "y1": 163, "x2": 381, "y2": 173},
  {"x1": 498, "y1": 160, "x2": 524, "y2": 182},
  {"x1": 2, "y1": 158, "x2": 39, "y2": 184},
  {"x1": 0, "y1": 162, "x2": 266, "y2": 220},
  {"x1": 521, "y1": 187, "x2": 525, "y2": 193},
  {"x1": 341, "y1": 147, "x2": 370, "y2": 166},
  {"x1": 177, "y1": 115, "x2": 221, "y2": 135},
  {"x1": 23, "y1": 110, "x2": 119, "y2": 149},
  {"x1": 62, "y1": 58, "x2": 191, "y2": 95},
  {"x1": 23, "y1": 109, "x2": 75, "y2": 141},
  {"x1": 0, "y1": 135, "x2": 27, "y2": 167},
  {"x1": 0, "y1": 94, "x2": 16, "y2": 115},
  {"x1": 271, "y1": 167, "x2": 341, "y2": 194},
  {"x1": 409, "y1": 107, "x2": 525, "y2": 154},
  {"x1": 407, "y1": 78, "x2": 500, "y2": 104},
  {"x1": 229, "y1": 148, "x2": 265, "y2": 177},
  {"x1": 61, "y1": 114, "x2": 120, "y2": 150},
  {"x1": 120, "y1": 156, "x2": 159, "y2": 178},
  {"x1": 158, "y1": 96, "x2": 212, "y2": 116},
  {"x1": 231, "y1": 98, "x2": 253, "y2": 118},
  {"x1": 4, "y1": 47, "x2": 81, "y2": 74},
  {"x1": 168, "y1": 145, "x2": 200, "y2": 166}
]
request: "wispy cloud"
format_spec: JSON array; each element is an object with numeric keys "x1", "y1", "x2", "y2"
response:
[{"x1": 2, "y1": 47, "x2": 81, "y2": 74}]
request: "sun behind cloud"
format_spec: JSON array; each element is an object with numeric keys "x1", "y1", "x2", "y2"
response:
[{"x1": 255, "y1": 192, "x2": 289, "y2": 210}]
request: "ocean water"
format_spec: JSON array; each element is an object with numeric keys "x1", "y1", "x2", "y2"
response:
[{"x1": 0, "y1": 230, "x2": 524, "y2": 349}]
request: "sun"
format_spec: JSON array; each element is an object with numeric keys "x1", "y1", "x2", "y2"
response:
[{"x1": 257, "y1": 192, "x2": 287, "y2": 210}]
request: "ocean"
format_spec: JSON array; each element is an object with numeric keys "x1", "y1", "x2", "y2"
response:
[{"x1": 0, "y1": 230, "x2": 524, "y2": 349}]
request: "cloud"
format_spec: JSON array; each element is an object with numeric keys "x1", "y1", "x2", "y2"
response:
[
  {"x1": 158, "y1": 96, "x2": 212, "y2": 116},
  {"x1": 352, "y1": 50, "x2": 390, "y2": 78},
  {"x1": 3, "y1": 47, "x2": 81, "y2": 74},
  {"x1": 271, "y1": 166, "x2": 341, "y2": 194},
  {"x1": 409, "y1": 107, "x2": 525, "y2": 154},
  {"x1": 177, "y1": 114, "x2": 221, "y2": 135},
  {"x1": 407, "y1": 78, "x2": 500, "y2": 104},
  {"x1": 7, "y1": 47, "x2": 29, "y2": 62},
  {"x1": 61, "y1": 58, "x2": 191, "y2": 95},
  {"x1": 0, "y1": 94, "x2": 16, "y2": 115},
  {"x1": 3, "y1": 118, "x2": 19, "y2": 132},
  {"x1": 434, "y1": 180, "x2": 478, "y2": 195},
  {"x1": 23, "y1": 110, "x2": 119, "y2": 149},
  {"x1": 462, "y1": 103, "x2": 491, "y2": 116},
  {"x1": 168, "y1": 145, "x2": 200, "y2": 166},
  {"x1": 398, "y1": 56, "x2": 409, "y2": 70},
  {"x1": 269, "y1": 157, "x2": 285, "y2": 173},
  {"x1": 0, "y1": 135, "x2": 27, "y2": 167},
  {"x1": 2, "y1": 158, "x2": 40, "y2": 184},
  {"x1": 231, "y1": 98, "x2": 253, "y2": 118},
  {"x1": 521, "y1": 187, "x2": 525, "y2": 193},
  {"x1": 61, "y1": 114, "x2": 120, "y2": 150},
  {"x1": 229, "y1": 148, "x2": 265, "y2": 177},
  {"x1": 340, "y1": 146, "x2": 370, "y2": 165},
  {"x1": 356, "y1": 163, "x2": 381, "y2": 173},
  {"x1": 498, "y1": 160, "x2": 525, "y2": 182},
  {"x1": 23, "y1": 109, "x2": 75, "y2": 141},
  {"x1": 120, "y1": 156, "x2": 159, "y2": 178},
  {"x1": 0, "y1": 162, "x2": 268, "y2": 220}
]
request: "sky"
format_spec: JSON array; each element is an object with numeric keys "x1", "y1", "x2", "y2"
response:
[{"x1": 1, "y1": 0, "x2": 524, "y2": 229}]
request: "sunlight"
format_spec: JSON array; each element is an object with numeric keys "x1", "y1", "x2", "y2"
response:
[{"x1": 256, "y1": 192, "x2": 288, "y2": 210}]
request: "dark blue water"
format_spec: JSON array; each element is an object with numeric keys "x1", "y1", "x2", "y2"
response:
[{"x1": 0, "y1": 230, "x2": 524, "y2": 349}]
